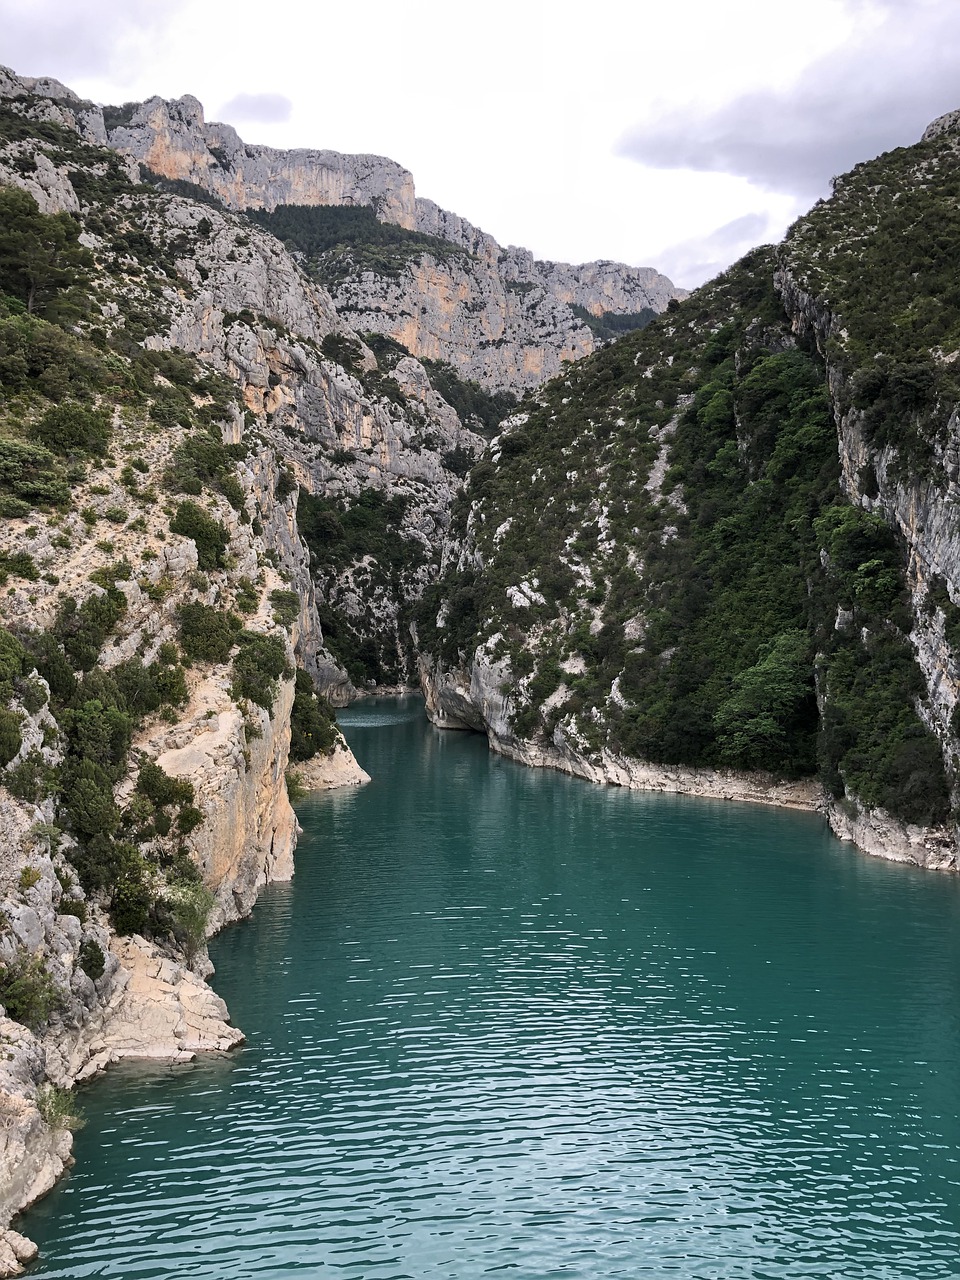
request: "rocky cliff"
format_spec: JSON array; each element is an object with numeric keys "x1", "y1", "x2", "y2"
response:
[
  {"x1": 2, "y1": 72, "x2": 685, "y2": 395},
  {"x1": 417, "y1": 118, "x2": 960, "y2": 871},
  {"x1": 0, "y1": 71, "x2": 478, "y2": 1264}
]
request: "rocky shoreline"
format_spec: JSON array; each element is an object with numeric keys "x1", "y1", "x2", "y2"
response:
[
  {"x1": 419, "y1": 658, "x2": 959, "y2": 873},
  {"x1": 0, "y1": 735, "x2": 369, "y2": 1277}
]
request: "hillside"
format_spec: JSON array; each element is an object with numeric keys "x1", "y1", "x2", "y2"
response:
[
  {"x1": 419, "y1": 116, "x2": 960, "y2": 873},
  {"x1": 68, "y1": 82, "x2": 682, "y2": 394},
  {"x1": 0, "y1": 67, "x2": 493, "y2": 1267},
  {"x1": 1, "y1": 59, "x2": 960, "y2": 1274}
]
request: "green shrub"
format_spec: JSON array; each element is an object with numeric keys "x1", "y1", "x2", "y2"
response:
[
  {"x1": 0, "y1": 706, "x2": 22, "y2": 766},
  {"x1": 59, "y1": 897, "x2": 88, "y2": 924},
  {"x1": 0, "y1": 551, "x2": 38, "y2": 585},
  {"x1": 31, "y1": 402, "x2": 110, "y2": 457},
  {"x1": 36, "y1": 1083, "x2": 84, "y2": 1132},
  {"x1": 178, "y1": 601, "x2": 238, "y2": 663},
  {"x1": 0, "y1": 438, "x2": 70, "y2": 509},
  {"x1": 136, "y1": 760, "x2": 194, "y2": 809},
  {"x1": 109, "y1": 857, "x2": 152, "y2": 935},
  {"x1": 0, "y1": 626, "x2": 26, "y2": 700},
  {"x1": 4, "y1": 750, "x2": 56, "y2": 803},
  {"x1": 166, "y1": 882, "x2": 215, "y2": 964},
  {"x1": 0, "y1": 949, "x2": 62, "y2": 1029},
  {"x1": 18, "y1": 865, "x2": 41, "y2": 892},
  {"x1": 169, "y1": 500, "x2": 229, "y2": 570},
  {"x1": 231, "y1": 632, "x2": 292, "y2": 709},
  {"x1": 235, "y1": 576, "x2": 259, "y2": 613},
  {"x1": 78, "y1": 938, "x2": 104, "y2": 979},
  {"x1": 269, "y1": 589, "x2": 300, "y2": 627},
  {"x1": 289, "y1": 669, "x2": 338, "y2": 760},
  {"x1": 54, "y1": 589, "x2": 126, "y2": 671}
]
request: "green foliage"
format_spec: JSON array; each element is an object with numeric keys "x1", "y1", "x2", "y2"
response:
[
  {"x1": 139, "y1": 165, "x2": 223, "y2": 207},
  {"x1": 231, "y1": 632, "x2": 292, "y2": 709},
  {"x1": 4, "y1": 750, "x2": 57, "y2": 803},
  {"x1": 0, "y1": 551, "x2": 39, "y2": 585},
  {"x1": 0, "y1": 707, "x2": 23, "y2": 767},
  {"x1": 298, "y1": 488, "x2": 425, "y2": 684},
  {"x1": 0, "y1": 626, "x2": 26, "y2": 701},
  {"x1": 783, "y1": 131, "x2": 960, "y2": 470},
  {"x1": 53, "y1": 589, "x2": 126, "y2": 671},
  {"x1": 78, "y1": 938, "x2": 104, "y2": 979},
  {"x1": 289, "y1": 669, "x2": 338, "y2": 760},
  {"x1": 36, "y1": 1082, "x2": 85, "y2": 1132},
  {"x1": 245, "y1": 203, "x2": 471, "y2": 284},
  {"x1": 164, "y1": 431, "x2": 244, "y2": 504},
  {"x1": 31, "y1": 402, "x2": 110, "y2": 457},
  {"x1": 570, "y1": 304, "x2": 657, "y2": 343},
  {"x1": 0, "y1": 186, "x2": 92, "y2": 315},
  {"x1": 269, "y1": 589, "x2": 300, "y2": 627},
  {"x1": 165, "y1": 882, "x2": 215, "y2": 964},
  {"x1": 18, "y1": 865, "x2": 41, "y2": 892},
  {"x1": 58, "y1": 896, "x2": 88, "y2": 924},
  {"x1": 0, "y1": 948, "x2": 62, "y2": 1029},
  {"x1": 178, "y1": 601, "x2": 238, "y2": 663},
  {"x1": 169, "y1": 500, "x2": 229, "y2": 570},
  {"x1": 0, "y1": 438, "x2": 70, "y2": 510},
  {"x1": 420, "y1": 358, "x2": 518, "y2": 437},
  {"x1": 713, "y1": 631, "x2": 814, "y2": 770},
  {"x1": 136, "y1": 760, "x2": 194, "y2": 809},
  {"x1": 109, "y1": 856, "x2": 152, "y2": 935}
]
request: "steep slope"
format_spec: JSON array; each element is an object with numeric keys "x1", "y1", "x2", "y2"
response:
[
  {"x1": 420, "y1": 117, "x2": 960, "y2": 872},
  {"x1": 0, "y1": 71, "x2": 483, "y2": 1263},
  {"x1": 78, "y1": 83, "x2": 683, "y2": 394}
]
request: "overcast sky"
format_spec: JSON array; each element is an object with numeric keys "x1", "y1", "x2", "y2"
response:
[{"x1": 2, "y1": 0, "x2": 957, "y2": 287}]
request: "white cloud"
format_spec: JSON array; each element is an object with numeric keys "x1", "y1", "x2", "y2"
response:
[
  {"x1": 654, "y1": 213, "x2": 777, "y2": 290},
  {"x1": 218, "y1": 92, "x2": 292, "y2": 126},
  {"x1": 618, "y1": 0, "x2": 960, "y2": 200},
  {"x1": 0, "y1": 0, "x2": 185, "y2": 85}
]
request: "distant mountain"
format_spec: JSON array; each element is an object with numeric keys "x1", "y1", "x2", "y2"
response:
[{"x1": 88, "y1": 83, "x2": 683, "y2": 393}]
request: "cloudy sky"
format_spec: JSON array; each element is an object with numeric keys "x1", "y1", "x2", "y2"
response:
[{"x1": 2, "y1": 0, "x2": 957, "y2": 287}]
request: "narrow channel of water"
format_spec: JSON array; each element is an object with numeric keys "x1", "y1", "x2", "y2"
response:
[{"x1": 22, "y1": 697, "x2": 960, "y2": 1277}]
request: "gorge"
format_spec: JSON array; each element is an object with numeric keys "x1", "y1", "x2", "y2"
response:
[{"x1": 0, "y1": 61, "x2": 960, "y2": 1274}]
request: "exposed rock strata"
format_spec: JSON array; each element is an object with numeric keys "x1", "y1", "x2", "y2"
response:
[
  {"x1": 294, "y1": 740, "x2": 371, "y2": 791},
  {"x1": 14, "y1": 72, "x2": 687, "y2": 394}
]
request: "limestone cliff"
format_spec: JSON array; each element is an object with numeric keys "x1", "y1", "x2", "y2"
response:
[
  {"x1": 418, "y1": 155, "x2": 960, "y2": 873},
  {"x1": 0, "y1": 70, "x2": 685, "y2": 395}
]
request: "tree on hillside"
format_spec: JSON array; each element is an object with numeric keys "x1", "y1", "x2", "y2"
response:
[{"x1": 0, "y1": 186, "x2": 92, "y2": 314}]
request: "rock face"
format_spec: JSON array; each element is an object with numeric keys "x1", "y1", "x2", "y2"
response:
[
  {"x1": 325, "y1": 200, "x2": 684, "y2": 393},
  {"x1": 40, "y1": 77, "x2": 686, "y2": 394},
  {"x1": 419, "y1": 654, "x2": 822, "y2": 809}
]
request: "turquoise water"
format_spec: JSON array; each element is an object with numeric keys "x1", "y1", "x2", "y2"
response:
[{"x1": 22, "y1": 697, "x2": 960, "y2": 1278}]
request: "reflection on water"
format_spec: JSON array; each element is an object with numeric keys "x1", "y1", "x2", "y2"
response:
[{"x1": 23, "y1": 699, "x2": 960, "y2": 1278}]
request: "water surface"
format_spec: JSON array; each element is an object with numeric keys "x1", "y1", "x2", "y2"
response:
[{"x1": 24, "y1": 698, "x2": 960, "y2": 1277}]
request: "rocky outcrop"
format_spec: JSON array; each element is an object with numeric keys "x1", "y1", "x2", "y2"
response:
[
  {"x1": 775, "y1": 261, "x2": 960, "y2": 869},
  {"x1": 15, "y1": 76, "x2": 684, "y2": 394},
  {"x1": 293, "y1": 740, "x2": 371, "y2": 792},
  {"x1": 420, "y1": 653, "x2": 822, "y2": 813},
  {"x1": 49, "y1": 934, "x2": 243, "y2": 1082},
  {"x1": 108, "y1": 93, "x2": 417, "y2": 226}
]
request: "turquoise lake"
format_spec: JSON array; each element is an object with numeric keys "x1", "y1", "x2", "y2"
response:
[{"x1": 22, "y1": 697, "x2": 960, "y2": 1277}]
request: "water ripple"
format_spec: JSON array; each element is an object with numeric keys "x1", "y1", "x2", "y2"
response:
[{"x1": 23, "y1": 702, "x2": 960, "y2": 1278}]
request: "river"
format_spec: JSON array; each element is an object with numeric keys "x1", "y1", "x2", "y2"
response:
[{"x1": 22, "y1": 697, "x2": 960, "y2": 1277}]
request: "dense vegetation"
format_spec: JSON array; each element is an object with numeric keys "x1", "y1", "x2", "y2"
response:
[
  {"x1": 570, "y1": 304, "x2": 657, "y2": 343},
  {"x1": 245, "y1": 203, "x2": 472, "y2": 285},
  {"x1": 298, "y1": 488, "x2": 426, "y2": 685},
  {"x1": 424, "y1": 242, "x2": 952, "y2": 827},
  {"x1": 784, "y1": 129, "x2": 960, "y2": 470}
]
